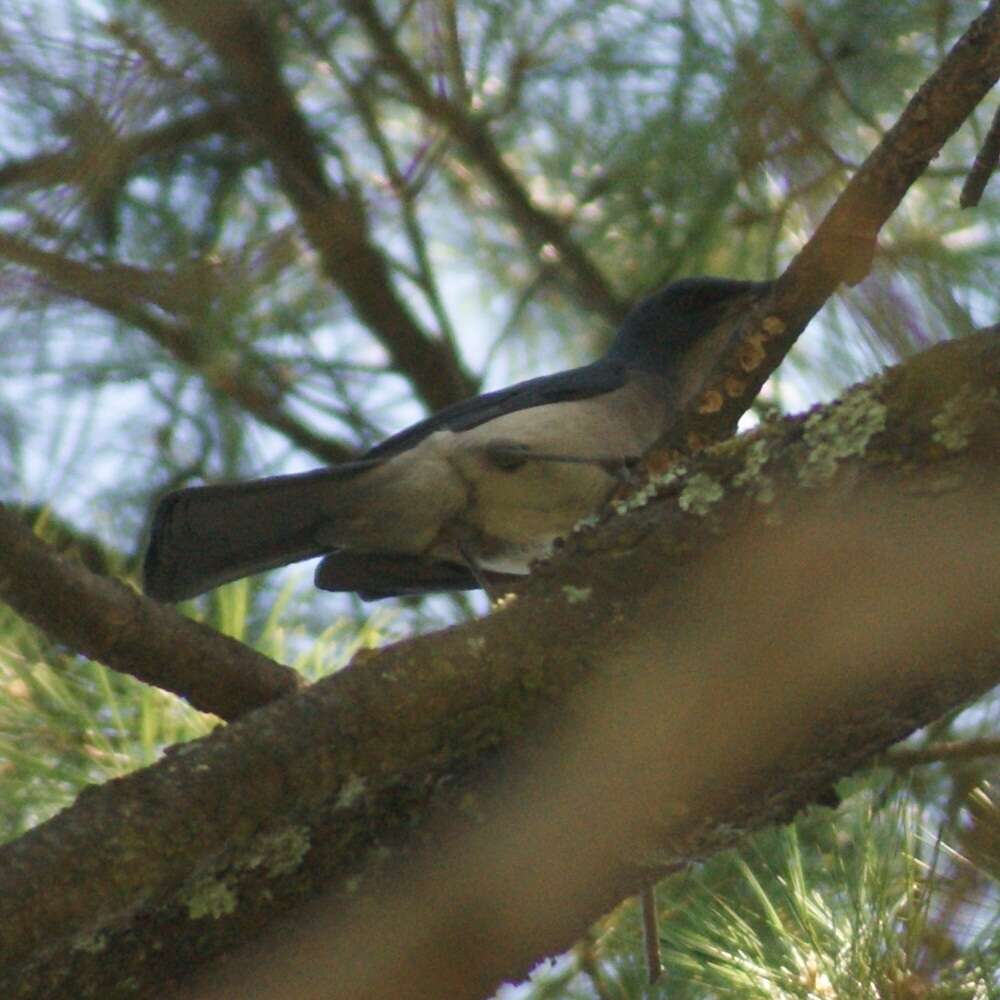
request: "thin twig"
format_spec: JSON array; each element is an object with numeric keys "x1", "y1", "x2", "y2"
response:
[
  {"x1": 0, "y1": 107, "x2": 239, "y2": 193},
  {"x1": 960, "y1": 101, "x2": 1000, "y2": 207},
  {"x1": 641, "y1": 886, "x2": 663, "y2": 984},
  {"x1": 348, "y1": 0, "x2": 628, "y2": 323},
  {"x1": 318, "y1": 43, "x2": 463, "y2": 360},
  {"x1": 783, "y1": 4, "x2": 884, "y2": 134},
  {"x1": 0, "y1": 231, "x2": 354, "y2": 464},
  {"x1": 886, "y1": 738, "x2": 1000, "y2": 771}
]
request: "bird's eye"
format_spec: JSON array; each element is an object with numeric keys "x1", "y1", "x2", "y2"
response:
[{"x1": 485, "y1": 442, "x2": 531, "y2": 471}]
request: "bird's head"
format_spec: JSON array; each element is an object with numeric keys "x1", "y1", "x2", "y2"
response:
[{"x1": 606, "y1": 276, "x2": 771, "y2": 374}]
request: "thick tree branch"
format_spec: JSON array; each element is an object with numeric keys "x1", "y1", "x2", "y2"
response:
[
  {"x1": 961, "y1": 99, "x2": 1000, "y2": 208},
  {"x1": 349, "y1": 0, "x2": 629, "y2": 324},
  {"x1": 0, "y1": 506, "x2": 302, "y2": 720},
  {"x1": 151, "y1": 0, "x2": 476, "y2": 412},
  {"x1": 1, "y1": 328, "x2": 996, "y2": 998},
  {"x1": 175, "y1": 502, "x2": 1000, "y2": 1000},
  {"x1": 14, "y1": 505, "x2": 127, "y2": 579},
  {"x1": 659, "y1": 0, "x2": 1000, "y2": 457}
]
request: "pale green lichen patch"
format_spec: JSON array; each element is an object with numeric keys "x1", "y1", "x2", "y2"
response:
[
  {"x1": 678, "y1": 472, "x2": 724, "y2": 515},
  {"x1": 562, "y1": 584, "x2": 592, "y2": 604},
  {"x1": 931, "y1": 384, "x2": 996, "y2": 452},
  {"x1": 652, "y1": 463, "x2": 688, "y2": 489},
  {"x1": 335, "y1": 773, "x2": 368, "y2": 811},
  {"x1": 798, "y1": 385, "x2": 887, "y2": 487},
  {"x1": 180, "y1": 873, "x2": 237, "y2": 920},
  {"x1": 733, "y1": 436, "x2": 776, "y2": 504},
  {"x1": 608, "y1": 463, "x2": 689, "y2": 517},
  {"x1": 611, "y1": 488, "x2": 650, "y2": 515},
  {"x1": 244, "y1": 824, "x2": 311, "y2": 878}
]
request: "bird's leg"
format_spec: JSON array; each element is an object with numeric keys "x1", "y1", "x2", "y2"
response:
[
  {"x1": 485, "y1": 442, "x2": 642, "y2": 484},
  {"x1": 455, "y1": 540, "x2": 504, "y2": 605}
]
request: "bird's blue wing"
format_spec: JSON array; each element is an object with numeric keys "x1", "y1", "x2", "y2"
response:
[{"x1": 365, "y1": 359, "x2": 628, "y2": 461}]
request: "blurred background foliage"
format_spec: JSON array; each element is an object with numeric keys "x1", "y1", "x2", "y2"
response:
[{"x1": 0, "y1": 0, "x2": 997, "y2": 996}]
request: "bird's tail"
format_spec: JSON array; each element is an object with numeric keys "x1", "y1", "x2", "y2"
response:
[{"x1": 143, "y1": 463, "x2": 375, "y2": 602}]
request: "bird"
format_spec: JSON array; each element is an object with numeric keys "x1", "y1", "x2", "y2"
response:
[{"x1": 143, "y1": 276, "x2": 769, "y2": 602}]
